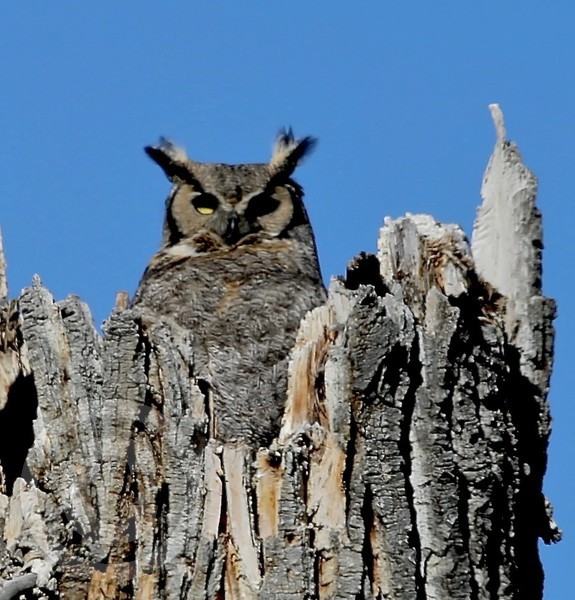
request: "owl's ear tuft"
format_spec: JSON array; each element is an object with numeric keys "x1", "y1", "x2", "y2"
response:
[
  {"x1": 145, "y1": 138, "x2": 197, "y2": 184},
  {"x1": 269, "y1": 128, "x2": 317, "y2": 177}
]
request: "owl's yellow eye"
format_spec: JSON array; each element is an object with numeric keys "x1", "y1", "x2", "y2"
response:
[
  {"x1": 192, "y1": 193, "x2": 219, "y2": 216},
  {"x1": 196, "y1": 206, "x2": 215, "y2": 215}
]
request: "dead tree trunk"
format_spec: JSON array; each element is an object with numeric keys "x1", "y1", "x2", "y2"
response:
[{"x1": 0, "y1": 105, "x2": 560, "y2": 599}]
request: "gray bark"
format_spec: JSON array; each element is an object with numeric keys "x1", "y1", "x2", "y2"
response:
[{"x1": 0, "y1": 105, "x2": 560, "y2": 599}]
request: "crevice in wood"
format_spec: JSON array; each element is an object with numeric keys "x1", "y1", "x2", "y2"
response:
[
  {"x1": 345, "y1": 252, "x2": 389, "y2": 297},
  {"x1": 218, "y1": 464, "x2": 228, "y2": 538},
  {"x1": 505, "y1": 343, "x2": 553, "y2": 541},
  {"x1": 504, "y1": 346, "x2": 546, "y2": 598},
  {"x1": 359, "y1": 484, "x2": 374, "y2": 597},
  {"x1": 135, "y1": 318, "x2": 156, "y2": 410},
  {"x1": 311, "y1": 528, "x2": 320, "y2": 600},
  {"x1": 60, "y1": 505, "x2": 86, "y2": 547},
  {"x1": 486, "y1": 480, "x2": 505, "y2": 599},
  {"x1": 379, "y1": 342, "x2": 409, "y2": 402},
  {"x1": 0, "y1": 371, "x2": 37, "y2": 495},
  {"x1": 294, "y1": 436, "x2": 311, "y2": 512},
  {"x1": 156, "y1": 482, "x2": 170, "y2": 596}
]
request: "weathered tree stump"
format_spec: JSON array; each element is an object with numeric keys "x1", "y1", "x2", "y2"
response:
[{"x1": 0, "y1": 105, "x2": 560, "y2": 599}]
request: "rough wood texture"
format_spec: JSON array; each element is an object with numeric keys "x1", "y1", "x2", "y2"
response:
[{"x1": 0, "y1": 106, "x2": 559, "y2": 599}]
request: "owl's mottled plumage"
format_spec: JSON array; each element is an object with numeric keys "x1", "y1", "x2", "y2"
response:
[{"x1": 132, "y1": 130, "x2": 326, "y2": 444}]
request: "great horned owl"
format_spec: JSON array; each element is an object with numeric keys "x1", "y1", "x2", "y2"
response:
[{"x1": 131, "y1": 130, "x2": 326, "y2": 444}]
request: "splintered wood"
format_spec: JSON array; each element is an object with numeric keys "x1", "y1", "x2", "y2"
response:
[{"x1": 0, "y1": 106, "x2": 559, "y2": 599}]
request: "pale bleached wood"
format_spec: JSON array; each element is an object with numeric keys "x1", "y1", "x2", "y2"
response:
[
  {"x1": 0, "y1": 572, "x2": 38, "y2": 600},
  {"x1": 223, "y1": 443, "x2": 260, "y2": 598}
]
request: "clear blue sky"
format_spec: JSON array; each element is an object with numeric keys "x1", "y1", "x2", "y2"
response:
[{"x1": 1, "y1": 4, "x2": 573, "y2": 596}]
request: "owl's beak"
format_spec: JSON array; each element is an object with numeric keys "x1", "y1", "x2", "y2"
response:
[{"x1": 223, "y1": 213, "x2": 240, "y2": 244}]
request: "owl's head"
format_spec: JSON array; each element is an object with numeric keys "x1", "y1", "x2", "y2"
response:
[{"x1": 145, "y1": 130, "x2": 317, "y2": 251}]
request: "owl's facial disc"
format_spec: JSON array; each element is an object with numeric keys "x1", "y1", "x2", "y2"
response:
[
  {"x1": 190, "y1": 194, "x2": 249, "y2": 246},
  {"x1": 190, "y1": 188, "x2": 286, "y2": 246}
]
